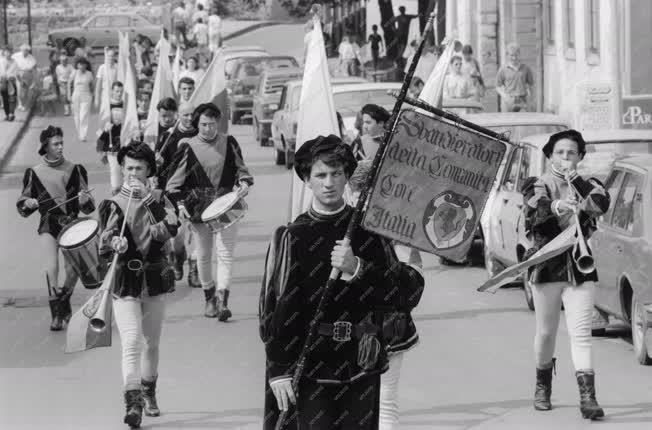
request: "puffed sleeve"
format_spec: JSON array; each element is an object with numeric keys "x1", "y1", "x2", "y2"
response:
[
  {"x1": 16, "y1": 168, "x2": 37, "y2": 217},
  {"x1": 523, "y1": 177, "x2": 561, "y2": 236},
  {"x1": 568, "y1": 173, "x2": 610, "y2": 216},
  {"x1": 164, "y1": 141, "x2": 191, "y2": 206},
  {"x1": 143, "y1": 191, "x2": 179, "y2": 242},
  {"x1": 98, "y1": 200, "x2": 121, "y2": 260}
]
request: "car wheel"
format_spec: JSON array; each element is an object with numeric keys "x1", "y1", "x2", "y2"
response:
[
  {"x1": 63, "y1": 38, "x2": 80, "y2": 56},
  {"x1": 631, "y1": 296, "x2": 652, "y2": 365},
  {"x1": 231, "y1": 111, "x2": 240, "y2": 125},
  {"x1": 523, "y1": 275, "x2": 535, "y2": 311},
  {"x1": 261, "y1": 136, "x2": 269, "y2": 146},
  {"x1": 275, "y1": 148, "x2": 286, "y2": 166}
]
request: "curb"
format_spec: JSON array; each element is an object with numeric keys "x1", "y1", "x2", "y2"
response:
[{"x1": 0, "y1": 103, "x2": 36, "y2": 173}]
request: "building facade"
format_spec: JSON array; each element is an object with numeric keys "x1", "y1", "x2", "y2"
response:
[{"x1": 447, "y1": 0, "x2": 652, "y2": 130}]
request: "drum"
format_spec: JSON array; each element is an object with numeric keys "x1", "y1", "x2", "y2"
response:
[
  {"x1": 200, "y1": 192, "x2": 248, "y2": 233},
  {"x1": 58, "y1": 218, "x2": 107, "y2": 289}
]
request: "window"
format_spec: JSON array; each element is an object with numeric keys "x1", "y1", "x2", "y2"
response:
[
  {"x1": 611, "y1": 172, "x2": 641, "y2": 232},
  {"x1": 112, "y1": 16, "x2": 130, "y2": 27},
  {"x1": 502, "y1": 148, "x2": 522, "y2": 192},
  {"x1": 92, "y1": 16, "x2": 110, "y2": 28},
  {"x1": 626, "y1": 0, "x2": 652, "y2": 95},
  {"x1": 545, "y1": 0, "x2": 555, "y2": 45},
  {"x1": 564, "y1": 0, "x2": 575, "y2": 49},
  {"x1": 586, "y1": 0, "x2": 600, "y2": 55},
  {"x1": 601, "y1": 169, "x2": 623, "y2": 223},
  {"x1": 518, "y1": 147, "x2": 532, "y2": 186}
]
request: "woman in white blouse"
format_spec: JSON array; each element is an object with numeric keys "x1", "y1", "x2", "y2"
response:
[{"x1": 69, "y1": 57, "x2": 94, "y2": 142}]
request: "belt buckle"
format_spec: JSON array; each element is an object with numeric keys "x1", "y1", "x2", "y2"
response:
[
  {"x1": 332, "y1": 321, "x2": 352, "y2": 342},
  {"x1": 127, "y1": 259, "x2": 143, "y2": 272}
]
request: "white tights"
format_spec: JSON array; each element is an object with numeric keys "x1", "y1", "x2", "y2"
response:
[
  {"x1": 532, "y1": 281, "x2": 595, "y2": 371},
  {"x1": 113, "y1": 294, "x2": 166, "y2": 391},
  {"x1": 191, "y1": 222, "x2": 238, "y2": 291}
]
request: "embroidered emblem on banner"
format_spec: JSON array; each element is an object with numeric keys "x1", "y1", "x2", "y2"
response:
[{"x1": 423, "y1": 191, "x2": 476, "y2": 249}]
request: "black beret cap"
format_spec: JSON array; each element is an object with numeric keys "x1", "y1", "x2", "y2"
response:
[
  {"x1": 117, "y1": 141, "x2": 157, "y2": 177},
  {"x1": 542, "y1": 129, "x2": 586, "y2": 159},
  {"x1": 294, "y1": 134, "x2": 357, "y2": 180}
]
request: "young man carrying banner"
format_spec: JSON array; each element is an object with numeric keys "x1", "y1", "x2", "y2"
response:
[{"x1": 260, "y1": 135, "x2": 424, "y2": 430}]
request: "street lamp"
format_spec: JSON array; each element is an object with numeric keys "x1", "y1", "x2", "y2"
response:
[
  {"x1": 2, "y1": 0, "x2": 8, "y2": 46},
  {"x1": 26, "y1": 0, "x2": 31, "y2": 47}
]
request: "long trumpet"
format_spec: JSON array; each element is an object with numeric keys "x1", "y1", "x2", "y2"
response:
[
  {"x1": 65, "y1": 188, "x2": 135, "y2": 353},
  {"x1": 568, "y1": 177, "x2": 595, "y2": 274}
]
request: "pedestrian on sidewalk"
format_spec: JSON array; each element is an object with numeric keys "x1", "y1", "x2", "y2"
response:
[
  {"x1": 521, "y1": 130, "x2": 609, "y2": 420},
  {"x1": 55, "y1": 53, "x2": 74, "y2": 116},
  {"x1": 192, "y1": 18, "x2": 209, "y2": 65},
  {"x1": 259, "y1": 134, "x2": 424, "y2": 430},
  {"x1": 12, "y1": 44, "x2": 37, "y2": 111},
  {"x1": 69, "y1": 57, "x2": 94, "y2": 142},
  {"x1": 368, "y1": 24, "x2": 385, "y2": 71},
  {"x1": 97, "y1": 141, "x2": 179, "y2": 429},
  {"x1": 461, "y1": 45, "x2": 485, "y2": 102},
  {"x1": 208, "y1": 6, "x2": 222, "y2": 59},
  {"x1": 496, "y1": 42, "x2": 534, "y2": 112},
  {"x1": 443, "y1": 55, "x2": 473, "y2": 100},
  {"x1": 37, "y1": 67, "x2": 58, "y2": 116},
  {"x1": 165, "y1": 103, "x2": 253, "y2": 320},
  {"x1": 338, "y1": 35, "x2": 361, "y2": 76},
  {"x1": 94, "y1": 48, "x2": 118, "y2": 111},
  {"x1": 0, "y1": 46, "x2": 18, "y2": 121},
  {"x1": 155, "y1": 101, "x2": 200, "y2": 288},
  {"x1": 172, "y1": 1, "x2": 191, "y2": 49},
  {"x1": 16, "y1": 125, "x2": 96, "y2": 331}
]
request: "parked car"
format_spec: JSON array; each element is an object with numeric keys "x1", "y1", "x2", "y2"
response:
[
  {"x1": 271, "y1": 77, "x2": 367, "y2": 168},
  {"x1": 48, "y1": 13, "x2": 161, "y2": 56},
  {"x1": 439, "y1": 113, "x2": 571, "y2": 266},
  {"x1": 592, "y1": 153, "x2": 652, "y2": 364},
  {"x1": 483, "y1": 129, "x2": 652, "y2": 311},
  {"x1": 252, "y1": 66, "x2": 303, "y2": 146},
  {"x1": 228, "y1": 56, "x2": 298, "y2": 124}
]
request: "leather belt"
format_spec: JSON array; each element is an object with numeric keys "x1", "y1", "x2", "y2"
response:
[{"x1": 318, "y1": 321, "x2": 378, "y2": 343}]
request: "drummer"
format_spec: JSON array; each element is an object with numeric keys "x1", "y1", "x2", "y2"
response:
[
  {"x1": 16, "y1": 125, "x2": 95, "y2": 331},
  {"x1": 156, "y1": 101, "x2": 200, "y2": 286},
  {"x1": 165, "y1": 103, "x2": 253, "y2": 320}
]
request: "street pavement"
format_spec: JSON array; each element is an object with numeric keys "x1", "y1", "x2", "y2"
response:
[{"x1": 2, "y1": 22, "x2": 652, "y2": 430}]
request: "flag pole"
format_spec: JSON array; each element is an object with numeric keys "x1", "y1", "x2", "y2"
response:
[{"x1": 273, "y1": 9, "x2": 439, "y2": 430}]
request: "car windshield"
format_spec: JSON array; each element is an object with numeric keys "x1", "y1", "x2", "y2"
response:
[
  {"x1": 333, "y1": 90, "x2": 395, "y2": 115},
  {"x1": 290, "y1": 87, "x2": 302, "y2": 110},
  {"x1": 487, "y1": 124, "x2": 568, "y2": 141},
  {"x1": 225, "y1": 54, "x2": 265, "y2": 76}
]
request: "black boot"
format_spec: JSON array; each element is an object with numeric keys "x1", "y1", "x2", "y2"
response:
[
  {"x1": 576, "y1": 370, "x2": 604, "y2": 420},
  {"x1": 142, "y1": 377, "x2": 160, "y2": 417},
  {"x1": 534, "y1": 358, "x2": 555, "y2": 411},
  {"x1": 216, "y1": 289, "x2": 232, "y2": 322},
  {"x1": 204, "y1": 286, "x2": 218, "y2": 318},
  {"x1": 123, "y1": 389, "x2": 144, "y2": 428},
  {"x1": 49, "y1": 289, "x2": 72, "y2": 331},
  {"x1": 187, "y1": 259, "x2": 201, "y2": 288}
]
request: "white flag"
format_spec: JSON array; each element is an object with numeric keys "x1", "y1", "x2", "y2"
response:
[
  {"x1": 171, "y1": 45, "x2": 182, "y2": 91},
  {"x1": 120, "y1": 35, "x2": 140, "y2": 144},
  {"x1": 187, "y1": 49, "x2": 229, "y2": 135},
  {"x1": 144, "y1": 32, "x2": 176, "y2": 147},
  {"x1": 98, "y1": 47, "x2": 113, "y2": 125},
  {"x1": 418, "y1": 39, "x2": 456, "y2": 109},
  {"x1": 289, "y1": 17, "x2": 339, "y2": 222},
  {"x1": 116, "y1": 32, "x2": 129, "y2": 84}
]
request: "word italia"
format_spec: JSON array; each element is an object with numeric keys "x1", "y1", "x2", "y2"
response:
[{"x1": 366, "y1": 205, "x2": 417, "y2": 239}]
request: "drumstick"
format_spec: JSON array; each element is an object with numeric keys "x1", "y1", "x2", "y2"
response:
[{"x1": 46, "y1": 188, "x2": 95, "y2": 213}]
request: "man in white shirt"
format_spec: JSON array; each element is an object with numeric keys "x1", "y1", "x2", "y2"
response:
[
  {"x1": 192, "y1": 18, "x2": 209, "y2": 64},
  {"x1": 94, "y1": 48, "x2": 119, "y2": 110},
  {"x1": 12, "y1": 44, "x2": 37, "y2": 111},
  {"x1": 172, "y1": 2, "x2": 190, "y2": 49},
  {"x1": 208, "y1": 8, "x2": 222, "y2": 57},
  {"x1": 192, "y1": 3, "x2": 209, "y2": 25}
]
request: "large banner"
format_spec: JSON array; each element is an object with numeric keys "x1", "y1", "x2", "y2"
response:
[{"x1": 362, "y1": 110, "x2": 507, "y2": 261}]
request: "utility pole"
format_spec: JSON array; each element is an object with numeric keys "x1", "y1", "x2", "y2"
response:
[
  {"x1": 2, "y1": 0, "x2": 8, "y2": 46},
  {"x1": 26, "y1": 0, "x2": 32, "y2": 47}
]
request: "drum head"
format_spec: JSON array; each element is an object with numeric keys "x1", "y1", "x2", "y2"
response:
[
  {"x1": 59, "y1": 219, "x2": 99, "y2": 247},
  {"x1": 201, "y1": 192, "x2": 240, "y2": 221}
]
